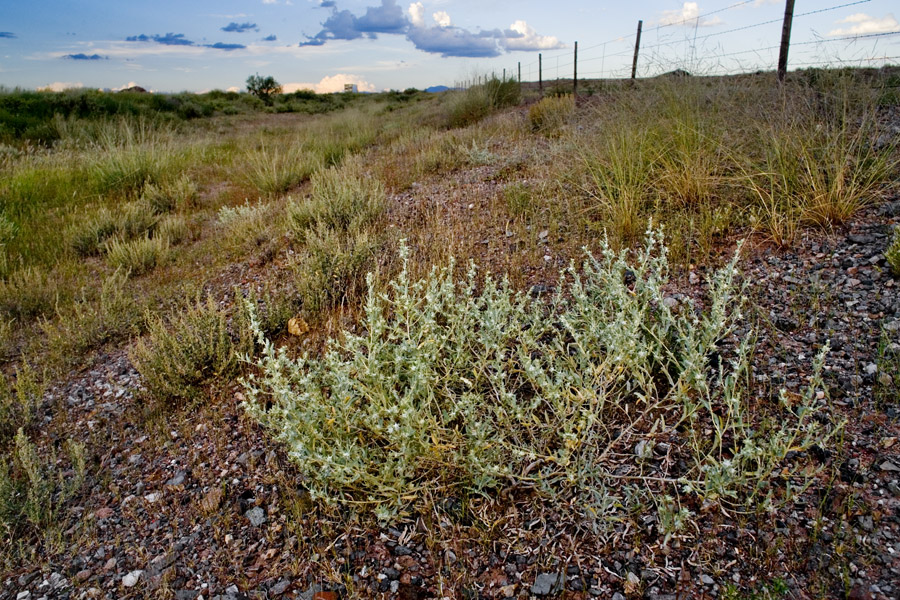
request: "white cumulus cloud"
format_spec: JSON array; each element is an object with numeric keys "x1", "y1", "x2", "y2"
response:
[
  {"x1": 658, "y1": 2, "x2": 722, "y2": 27},
  {"x1": 408, "y1": 2, "x2": 424, "y2": 28},
  {"x1": 505, "y1": 20, "x2": 564, "y2": 51},
  {"x1": 283, "y1": 74, "x2": 376, "y2": 93},
  {"x1": 829, "y1": 13, "x2": 900, "y2": 36},
  {"x1": 433, "y1": 11, "x2": 451, "y2": 27}
]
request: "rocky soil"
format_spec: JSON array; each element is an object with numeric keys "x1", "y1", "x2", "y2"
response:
[{"x1": 3, "y1": 179, "x2": 900, "y2": 600}]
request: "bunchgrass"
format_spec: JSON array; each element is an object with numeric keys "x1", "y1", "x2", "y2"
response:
[
  {"x1": 104, "y1": 234, "x2": 170, "y2": 276},
  {"x1": 286, "y1": 158, "x2": 385, "y2": 239},
  {"x1": 887, "y1": 226, "x2": 900, "y2": 277}
]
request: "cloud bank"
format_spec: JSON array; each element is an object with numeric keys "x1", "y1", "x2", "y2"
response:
[
  {"x1": 127, "y1": 33, "x2": 246, "y2": 51},
  {"x1": 0, "y1": 32, "x2": 16, "y2": 39},
  {"x1": 283, "y1": 73, "x2": 376, "y2": 93},
  {"x1": 658, "y1": 2, "x2": 723, "y2": 27},
  {"x1": 222, "y1": 22, "x2": 259, "y2": 33},
  {"x1": 63, "y1": 53, "x2": 107, "y2": 60},
  {"x1": 828, "y1": 13, "x2": 900, "y2": 36},
  {"x1": 299, "y1": 0, "x2": 564, "y2": 57}
]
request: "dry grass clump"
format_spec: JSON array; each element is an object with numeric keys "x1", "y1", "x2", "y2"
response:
[
  {"x1": 528, "y1": 94, "x2": 575, "y2": 134},
  {"x1": 287, "y1": 158, "x2": 385, "y2": 239},
  {"x1": 104, "y1": 235, "x2": 170, "y2": 276},
  {"x1": 0, "y1": 266, "x2": 65, "y2": 320},
  {"x1": 242, "y1": 143, "x2": 322, "y2": 197},
  {"x1": 217, "y1": 200, "x2": 278, "y2": 251}
]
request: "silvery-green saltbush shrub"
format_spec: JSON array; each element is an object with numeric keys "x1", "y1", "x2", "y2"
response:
[{"x1": 242, "y1": 231, "x2": 840, "y2": 524}]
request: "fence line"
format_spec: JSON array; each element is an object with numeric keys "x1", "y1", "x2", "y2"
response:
[{"x1": 481, "y1": 0, "x2": 897, "y2": 92}]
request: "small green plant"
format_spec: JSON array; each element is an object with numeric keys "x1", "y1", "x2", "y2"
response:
[
  {"x1": 0, "y1": 362, "x2": 45, "y2": 442},
  {"x1": 104, "y1": 234, "x2": 170, "y2": 276},
  {"x1": 131, "y1": 296, "x2": 251, "y2": 403},
  {"x1": 886, "y1": 225, "x2": 900, "y2": 277},
  {"x1": 0, "y1": 429, "x2": 85, "y2": 545},
  {"x1": 287, "y1": 159, "x2": 385, "y2": 239},
  {"x1": 0, "y1": 212, "x2": 17, "y2": 278}
]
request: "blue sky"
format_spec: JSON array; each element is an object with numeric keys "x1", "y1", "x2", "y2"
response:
[{"x1": 1, "y1": 1, "x2": 899, "y2": 93}]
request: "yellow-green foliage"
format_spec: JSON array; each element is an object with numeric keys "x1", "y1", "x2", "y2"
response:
[
  {"x1": 0, "y1": 266, "x2": 64, "y2": 319},
  {"x1": 243, "y1": 143, "x2": 323, "y2": 197},
  {"x1": 131, "y1": 296, "x2": 251, "y2": 403},
  {"x1": 0, "y1": 363, "x2": 44, "y2": 442},
  {"x1": 104, "y1": 234, "x2": 170, "y2": 276},
  {"x1": 528, "y1": 95, "x2": 575, "y2": 133}
]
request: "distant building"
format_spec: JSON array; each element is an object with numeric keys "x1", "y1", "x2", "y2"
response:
[{"x1": 343, "y1": 83, "x2": 358, "y2": 93}]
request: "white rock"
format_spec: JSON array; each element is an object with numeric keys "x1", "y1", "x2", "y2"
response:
[{"x1": 122, "y1": 571, "x2": 142, "y2": 588}]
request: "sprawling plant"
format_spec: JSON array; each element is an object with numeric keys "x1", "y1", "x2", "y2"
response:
[{"x1": 242, "y1": 231, "x2": 839, "y2": 526}]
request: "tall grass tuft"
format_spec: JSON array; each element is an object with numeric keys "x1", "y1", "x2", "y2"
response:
[
  {"x1": 287, "y1": 158, "x2": 385, "y2": 239},
  {"x1": 104, "y1": 235, "x2": 170, "y2": 276},
  {"x1": 243, "y1": 143, "x2": 323, "y2": 197}
]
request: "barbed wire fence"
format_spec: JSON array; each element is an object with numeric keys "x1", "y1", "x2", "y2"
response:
[{"x1": 476, "y1": 0, "x2": 900, "y2": 92}]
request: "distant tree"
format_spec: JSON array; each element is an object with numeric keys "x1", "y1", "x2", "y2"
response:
[{"x1": 246, "y1": 73, "x2": 282, "y2": 105}]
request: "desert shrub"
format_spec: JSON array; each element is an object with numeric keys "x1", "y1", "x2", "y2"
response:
[
  {"x1": 131, "y1": 296, "x2": 251, "y2": 403},
  {"x1": 217, "y1": 201, "x2": 274, "y2": 249},
  {"x1": 528, "y1": 95, "x2": 575, "y2": 133},
  {"x1": 156, "y1": 214, "x2": 189, "y2": 245},
  {"x1": 887, "y1": 226, "x2": 900, "y2": 277},
  {"x1": 41, "y1": 269, "x2": 139, "y2": 368},
  {"x1": 70, "y1": 202, "x2": 158, "y2": 256},
  {"x1": 243, "y1": 233, "x2": 841, "y2": 523},
  {"x1": 0, "y1": 430, "x2": 85, "y2": 542},
  {"x1": 292, "y1": 224, "x2": 381, "y2": 314},
  {"x1": 0, "y1": 266, "x2": 62, "y2": 319},
  {"x1": 287, "y1": 160, "x2": 385, "y2": 239},
  {"x1": 104, "y1": 235, "x2": 169, "y2": 276},
  {"x1": 0, "y1": 363, "x2": 44, "y2": 443}
]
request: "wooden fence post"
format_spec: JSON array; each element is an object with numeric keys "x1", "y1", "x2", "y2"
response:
[
  {"x1": 777, "y1": 0, "x2": 795, "y2": 83},
  {"x1": 539, "y1": 53, "x2": 543, "y2": 95},
  {"x1": 631, "y1": 20, "x2": 643, "y2": 80},
  {"x1": 574, "y1": 41, "x2": 578, "y2": 96}
]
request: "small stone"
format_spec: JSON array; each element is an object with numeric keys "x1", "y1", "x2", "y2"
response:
[
  {"x1": 531, "y1": 572, "x2": 560, "y2": 596},
  {"x1": 880, "y1": 461, "x2": 900, "y2": 472},
  {"x1": 312, "y1": 592, "x2": 337, "y2": 600},
  {"x1": 144, "y1": 492, "x2": 162, "y2": 503},
  {"x1": 122, "y1": 570, "x2": 143, "y2": 588},
  {"x1": 864, "y1": 363, "x2": 878, "y2": 376},
  {"x1": 94, "y1": 507, "x2": 114, "y2": 519},
  {"x1": 689, "y1": 271, "x2": 700, "y2": 285},
  {"x1": 663, "y1": 297, "x2": 678, "y2": 309},
  {"x1": 288, "y1": 317, "x2": 309, "y2": 337},
  {"x1": 75, "y1": 570, "x2": 92, "y2": 583},
  {"x1": 200, "y1": 488, "x2": 223, "y2": 513},
  {"x1": 104, "y1": 558, "x2": 117, "y2": 571},
  {"x1": 16, "y1": 592, "x2": 31, "y2": 600},
  {"x1": 538, "y1": 229, "x2": 549, "y2": 240},
  {"x1": 225, "y1": 534, "x2": 234, "y2": 545},
  {"x1": 700, "y1": 574, "x2": 714, "y2": 585},
  {"x1": 166, "y1": 472, "x2": 186, "y2": 487},
  {"x1": 270, "y1": 579, "x2": 291, "y2": 595},
  {"x1": 884, "y1": 320, "x2": 900, "y2": 333},
  {"x1": 879, "y1": 372, "x2": 894, "y2": 387},
  {"x1": 245, "y1": 506, "x2": 266, "y2": 527},
  {"x1": 500, "y1": 584, "x2": 516, "y2": 598}
]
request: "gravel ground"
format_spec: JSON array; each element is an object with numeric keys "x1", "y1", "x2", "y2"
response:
[{"x1": 3, "y1": 178, "x2": 900, "y2": 600}]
